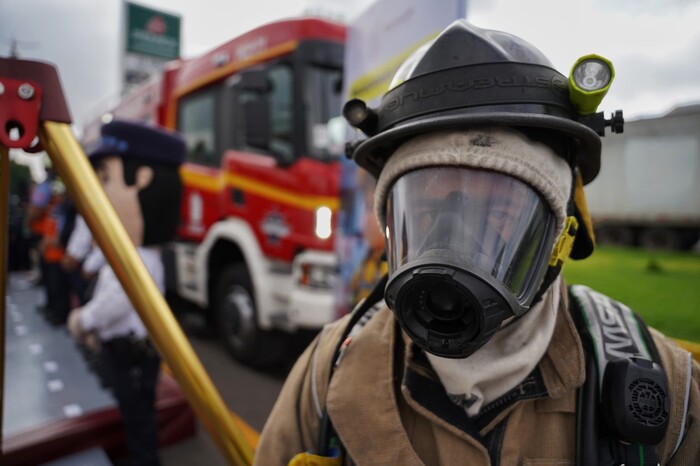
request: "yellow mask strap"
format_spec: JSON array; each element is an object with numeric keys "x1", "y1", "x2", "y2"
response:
[
  {"x1": 573, "y1": 171, "x2": 595, "y2": 244},
  {"x1": 550, "y1": 215, "x2": 579, "y2": 267}
]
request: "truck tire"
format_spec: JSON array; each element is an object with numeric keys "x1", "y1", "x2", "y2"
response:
[
  {"x1": 639, "y1": 228, "x2": 681, "y2": 250},
  {"x1": 214, "y1": 264, "x2": 286, "y2": 368},
  {"x1": 596, "y1": 225, "x2": 634, "y2": 247}
]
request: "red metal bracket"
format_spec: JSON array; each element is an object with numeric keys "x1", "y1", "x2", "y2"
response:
[
  {"x1": 0, "y1": 78, "x2": 43, "y2": 150},
  {"x1": 0, "y1": 57, "x2": 72, "y2": 152}
]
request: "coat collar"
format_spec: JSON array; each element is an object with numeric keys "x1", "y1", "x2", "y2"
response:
[
  {"x1": 326, "y1": 308, "x2": 425, "y2": 466},
  {"x1": 325, "y1": 280, "x2": 585, "y2": 465},
  {"x1": 538, "y1": 279, "x2": 586, "y2": 398}
]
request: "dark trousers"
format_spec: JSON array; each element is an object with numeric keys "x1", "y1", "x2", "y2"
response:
[
  {"x1": 8, "y1": 230, "x2": 30, "y2": 271},
  {"x1": 101, "y1": 337, "x2": 161, "y2": 466},
  {"x1": 68, "y1": 267, "x2": 91, "y2": 305},
  {"x1": 44, "y1": 261, "x2": 71, "y2": 324}
]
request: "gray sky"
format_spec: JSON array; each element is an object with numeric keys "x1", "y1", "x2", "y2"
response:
[{"x1": 2, "y1": 0, "x2": 700, "y2": 132}]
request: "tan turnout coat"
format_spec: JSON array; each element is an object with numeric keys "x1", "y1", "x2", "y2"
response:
[{"x1": 255, "y1": 283, "x2": 700, "y2": 466}]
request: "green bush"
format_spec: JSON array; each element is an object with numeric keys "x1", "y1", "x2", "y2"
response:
[{"x1": 563, "y1": 246, "x2": 700, "y2": 342}]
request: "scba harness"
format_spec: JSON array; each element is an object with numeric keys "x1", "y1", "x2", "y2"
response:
[
  {"x1": 292, "y1": 278, "x2": 692, "y2": 466},
  {"x1": 570, "y1": 284, "x2": 673, "y2": 466}
]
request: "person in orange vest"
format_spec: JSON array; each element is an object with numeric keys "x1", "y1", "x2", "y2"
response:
[
  {"x1": 38, "y1": 180, "x2": 71, "y2": 325},
  {"x1": 27, "y1": 166, "x2": 55, "y2": 285}
]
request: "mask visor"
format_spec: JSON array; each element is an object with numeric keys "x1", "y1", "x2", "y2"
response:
[{"x1": 386, "y1": 167, "x2": 556, "y2": 306}]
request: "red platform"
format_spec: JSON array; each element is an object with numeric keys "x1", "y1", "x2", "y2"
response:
[{"x1": 2, "y1": 373, "x2": 195, "y2": 465}]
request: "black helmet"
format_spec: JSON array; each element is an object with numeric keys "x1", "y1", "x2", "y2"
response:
[{"x1": 346, "y1": 20, "x2": 611, "y2": 185}]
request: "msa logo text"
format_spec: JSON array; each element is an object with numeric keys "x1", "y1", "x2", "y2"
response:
[
  {"x1": 384, "y1": 75, "x2": 568, "y2": 112},
  {"x1": 591, "y1": 292, "x2": 638, "y2": 360}
]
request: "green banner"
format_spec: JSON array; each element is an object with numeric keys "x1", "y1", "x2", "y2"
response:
[{"x1": 126, "y1": 2, "x2": 181, "y2": 59}]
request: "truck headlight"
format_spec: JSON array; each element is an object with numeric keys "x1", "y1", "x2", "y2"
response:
[
  {"x1": 315, "y1": 206, "x2": 332, "y2": 240},
  {"x1": 299, "y1": 263, "x2": 336, "y2": 289}
]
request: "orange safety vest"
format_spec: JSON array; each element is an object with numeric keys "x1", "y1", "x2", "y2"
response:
[{"x1": 40, "y1": 209, "x2": 64, "y2": 263}]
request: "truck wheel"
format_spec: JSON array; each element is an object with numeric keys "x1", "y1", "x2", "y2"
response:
[
  {"x1": 596, "y1": 226, "x2": 634, "y2": 247},
  {"x1": 639, "y1": 228, "x2": 681, "y2": 250},
  {"x1": 214, "y1": 264, "x2": 286, "y2": 368}
]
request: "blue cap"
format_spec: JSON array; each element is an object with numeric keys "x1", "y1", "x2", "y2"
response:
[{"x1": 89, "y1": 120, "x2": 186, "y2": 166}]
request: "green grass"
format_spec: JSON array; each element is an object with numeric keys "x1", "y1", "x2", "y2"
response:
[{"x1": 562, "y1": 246, "x2": 700, "y2": 342}]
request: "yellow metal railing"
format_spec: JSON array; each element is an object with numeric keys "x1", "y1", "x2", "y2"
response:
[
  {"x1": 676, "y1": 339, "x2": 700, "y2": 363},
  {"x1": 0, "y1": 56, "x2": 257, "y2": 464},
  {"x1": 0, "y1": 144, "x2": 10, "y2": 453},
  {"x1": 38, "y1": 122, "x2": 255, "y2": 464}
]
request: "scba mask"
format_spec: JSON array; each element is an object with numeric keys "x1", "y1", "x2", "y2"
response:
[
  {"x1": 374, "y1": 128, "x2": 574, "y2": 359},
  {"x1": 384, "y1": 166, "x2": 557, "y2": 358},
  {"x1": 344, "y1": 20, "x2": 624, "y2": 360}
]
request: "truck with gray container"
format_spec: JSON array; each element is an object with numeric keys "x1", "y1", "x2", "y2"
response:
[{"x1": 585, "y1": 103, "x2": 700, "y2": 250}]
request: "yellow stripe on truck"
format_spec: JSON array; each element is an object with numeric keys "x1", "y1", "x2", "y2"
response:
[
  {"x1": 180, "y1": 168, "x2": 339, "y2": 211},
  {"x1": 180, "y1": 168, "x2": 227, "y2": 191}
]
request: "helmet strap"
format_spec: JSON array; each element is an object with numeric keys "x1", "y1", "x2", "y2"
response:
[
  {"x1": 570, "y1": 171, "x2": 596, "y2": 259},
  {"x1": 530, "y1": 162, "x2": 578, "y2": 306}
]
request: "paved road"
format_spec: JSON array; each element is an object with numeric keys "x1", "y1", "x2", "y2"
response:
[
  {"x1": 160, "y1": 302, "x2": 312, "y2": 465},
  {"x1": 2, "y1": 273, "x2": 304, "y2": 465}
]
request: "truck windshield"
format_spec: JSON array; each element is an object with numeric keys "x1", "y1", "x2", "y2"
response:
[{"x1": 304, "y1": 65, "x2": 345, "y2": 161}]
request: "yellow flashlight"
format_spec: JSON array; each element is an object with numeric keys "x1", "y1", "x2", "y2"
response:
[{"x1": 568, "y1": 54, "x2": 615, "y2": 115}]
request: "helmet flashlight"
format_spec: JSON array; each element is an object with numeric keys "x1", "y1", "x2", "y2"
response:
[
  {"x1": 573, "y1": 59, "x2": 611, "y2": 91},
  {"x1": 569, "y1": 54, "x2": 615, "y2": 115},
  {"x1": 343, "y1": 99, "x2": 379, "y2": 136}
]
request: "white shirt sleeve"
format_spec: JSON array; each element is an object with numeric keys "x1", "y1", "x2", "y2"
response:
[
  {"x1": 66, "y1": 215, "x2": 93, "y2": 260},
  {"x1": 82, "y1": 248, "x2": 105, "y2": 274},
  {"x1": 80, "y1": 247, "x2": 164, "y2": 339},
  {"x1": 79, "y1": 265, "x2": 133, "y2": 333}
]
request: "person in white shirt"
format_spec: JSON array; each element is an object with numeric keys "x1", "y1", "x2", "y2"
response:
[
  {"x1": 62, "y1": 214, "x2": 96, "y2": 304},
  {"x1": 67, "y1": 120, "x2": 185, "y2": 466}
]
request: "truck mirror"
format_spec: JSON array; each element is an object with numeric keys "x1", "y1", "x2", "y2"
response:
[
  {"x1": 244, "y1": 98, "x2": 270, "y2": 152},
  {"x1": 239, "y1": 69, "x2": 272, "y2": 93}
]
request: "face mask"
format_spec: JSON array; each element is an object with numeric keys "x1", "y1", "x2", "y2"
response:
[{"x1": 384, "y1": 167, "x2": 556, "y2": 358}]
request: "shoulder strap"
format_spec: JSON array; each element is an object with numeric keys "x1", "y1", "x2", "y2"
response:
[
  {"x1": 570, "y1": 284, "x2": 658, "y2": 376},
  {"x1": 570, "y1": 284, "x2": 669, "y2": 466},
  {"x1": 315, "y1": 273, "x2": 388, "y2": 459}
]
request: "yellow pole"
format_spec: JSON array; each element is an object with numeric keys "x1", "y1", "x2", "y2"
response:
[
  {"x1": 676, "y1": 338, "x2": 700, "y2": 363},
  {"x1": 0, "y1": 145, "x2": 10, "y2": 454},
  {"x1": 39, "y1": 122, "x2": 254, "y2": 465}
]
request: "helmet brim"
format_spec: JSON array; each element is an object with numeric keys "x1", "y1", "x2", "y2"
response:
[{"x1": 353, "y1": 112, "x2": 601, "y2": 185}]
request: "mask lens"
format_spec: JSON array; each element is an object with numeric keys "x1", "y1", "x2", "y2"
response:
[
  {"x1": 573, "y1": 59, "x2": 612, "y2": 91},
  {"x1": 386, "y1": 167, "x2": 555, "y2": 305}
]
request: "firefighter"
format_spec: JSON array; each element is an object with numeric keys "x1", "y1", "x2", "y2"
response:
[
  {"x1": 255, "y1": 21, "x2": 700, "y2": 466},
  {"x1": 67, "y1": 120, "x2": 185, "y2": 466},
  {"x1": 347, "y1": 170, "x2": 387, "y2": 308},
  {"x1": 38, "y1": 179, "x2": 72, "y2": 325}
]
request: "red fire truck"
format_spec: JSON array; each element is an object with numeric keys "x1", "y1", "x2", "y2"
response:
[{"x1": 86, "y1": 18, "x2": 347, "y2": 367}]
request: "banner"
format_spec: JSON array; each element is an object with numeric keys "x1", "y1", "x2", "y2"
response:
[
  {"x1": 123, "y1": 1, "x2": 181, "y2": 89},
  {"x1": 336, "y1": 0, "x2": 468, "y2": 315}
]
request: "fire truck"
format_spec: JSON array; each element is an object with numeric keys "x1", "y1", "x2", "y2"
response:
[{"x1": 86, "y1": 18, "x2": 347, "y2": 367}]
